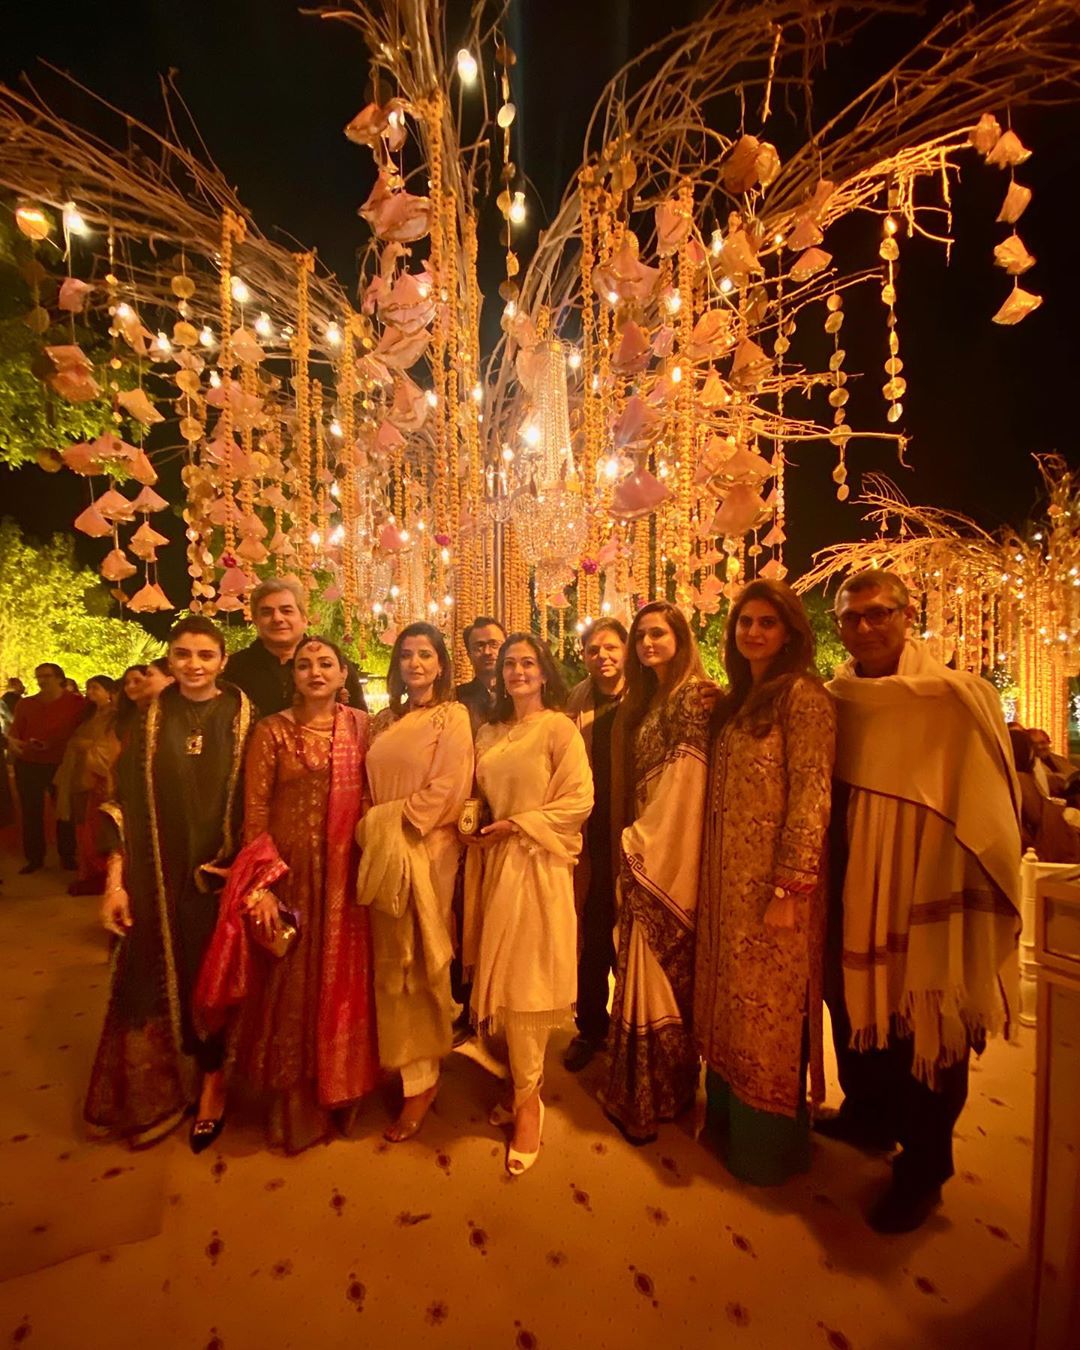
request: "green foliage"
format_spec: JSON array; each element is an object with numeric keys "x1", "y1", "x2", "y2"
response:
[{"x1": 0, "y1": 518, "x2": 163, "y2": 683}]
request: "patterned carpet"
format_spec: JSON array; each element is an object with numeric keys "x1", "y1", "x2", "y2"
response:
[{"x1": 0, "y1": 849, "x2": 1035, "y2": 1350}]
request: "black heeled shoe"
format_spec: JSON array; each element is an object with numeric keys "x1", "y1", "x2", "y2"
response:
[{"x1": 189, "y1": 1112, "x2": 226, "y2": 1154}]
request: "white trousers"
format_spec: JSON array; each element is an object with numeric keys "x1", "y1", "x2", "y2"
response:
[
  {"x1": 400, "y1": 1056, "x2": 440, "y2": 1098},
  {"x1": 506, "y1": 1025, "x2": 549, "y2": 1110}
]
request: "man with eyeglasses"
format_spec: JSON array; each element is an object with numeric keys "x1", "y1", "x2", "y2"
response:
[{"x1": 821, "y1": 569, "x2": 1021, "y2": 1233}]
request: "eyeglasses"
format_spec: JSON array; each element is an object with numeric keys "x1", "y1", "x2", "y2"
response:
[{"x1": 834, "y1": 605, "x2": 903, "y2": 631}]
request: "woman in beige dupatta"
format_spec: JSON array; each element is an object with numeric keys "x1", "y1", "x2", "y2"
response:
[
  {"x1": 360, "y1": 623, "x2": 473, "y2": 1142},
  {"x1": 601, "y1": 602, "x2": 715, "y2": 1143},
  {"x1": 463, "y1": 634, "x2": 593, "y2": 1175}
]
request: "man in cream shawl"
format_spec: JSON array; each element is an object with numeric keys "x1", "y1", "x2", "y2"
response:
[{"x1": 823, "y1": 570, "x2": 1021, "y2": 1234}]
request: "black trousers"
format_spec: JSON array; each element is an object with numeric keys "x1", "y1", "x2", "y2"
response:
[
  {"x1": 575, "y1": 878, "x2": 616, "y2": 1044},
  {"x1": 825, "y1": 882, "x2": 969, "y2": 1190},
  {"x1": 13, "y1": 760, "x2": 76, "y2": 868}
]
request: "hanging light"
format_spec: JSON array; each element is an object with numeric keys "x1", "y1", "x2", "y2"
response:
[
  {"x1": 456, "y1": 49, "x2": 478, "y2": 84},
  {"x1": 326, "y1": 321, "x2": 342, "y2": 346},
  {"x1": 329, "y1": 418, "x2": 343, "y2": 438},
  {"x1": 208, "y1": 370, "x2": 222, "y2": 388},
  {"x1": 62, "y1": 202, "x2": 89, "y2": 236},
  {"x1": 199, "y1": 325, "x2": 216, "y2": 348},
  {"x1": 230, "y1": 276, "x2": 251, "y2": 305},
  {"x1": 152, "y1": 331, "x2": 173, "y2": 356},
  {"x1": 509, "y1": 191, "x2": 527, "y2": 225},
  {"x1": 425, "y1": 389, "x2": 439, "y2": 408},
  {"x1": 567, "y1": 348, "x2": 582, "y2": 372},
  {"x1": 254, "y1": 311, "x2": 273, "y2": 338}
]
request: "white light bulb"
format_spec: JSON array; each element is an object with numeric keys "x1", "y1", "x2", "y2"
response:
[
  {"x1": 208, "y1": 370, "x2": 222, "y2": 388},
  {"x1": 670, "y1": 365, "x2": 683, "y2": 384},
  {"x1": 329, "y1": 419, "x2": 343, "y2": 438},
  {"x1": 230, "y1": 276, "x2": 251, "y2": 306},
  {"x1": 62, "y1": 202, "x2": 89, "y2": 236},
  {"x1": 567, "y1": 349, "x2": 582, "y2": 371},
  {"x1": 330, "y1": 525, "x2": 344, "y2": 545},
  {"x1": 603, "y1": 456, "x2": 619, "y2": 480},
  {"x1": 606, "y1": 290, "x2": 619, "y2": 305},
  {"x1": 199, "y1": 326, "x2": 216, "y2": 348},
  {"x1": 710, "y1": 230, "x2": 723, "y2": 255},
  {"x1": 416, "y1": 519, "x2": 426, "y2": 532},
  {"x1": 428, "y1": 600, "x2": 439, "y2": 615},
  {"x1": 254, "y1": 312, "x2": 273, "y2": 338},
  {"x1": 443, "y1": 594, "x2": 453, "y2": 607},
  {"x1": 440, "y1": 548, "x2": 450, "y2": 564},
  {"x1": 425, "y1": 389, "x2": 438, "y2": 408},
  {"x1": 503, "y1": 300, "x2": 517, "y2": 320},
  {"x1": 456, "y1": 49, "x2": 478, "y2": 84},
  {"x1": 502, "y1": 446, "x2": 515, "y2": 463},
  {"x1": 522, "y1": 423, "x2": 541, "y2": 448},
  {"x1": 389, "y1": 585, "x2": 400, "y2": 599},
  {"x1": 416, "y1": 280, "x2": 431, "y2": 299},
  {"x1": 471, "y1": 382, "x2": 484, "y2": 403},
  {"x1": 326, "y1": 322, "x2": 342, "y2": 347},
  {"x1": 509, "y1": 191, "x2": 527, "y2": 225},
  {"x1": 719, "y1": 276, "x2": 734, "y2": 294},
  {"x1": 309, "y1": 530, "x2": 321, "y2": 547},
  {"x1": 373, "y1": 602, "x2": 383, "y2": 615},
  {"x1": 664, "y1": 290, "x2": 681, "y2": 315},
  {"x1": 153, "y1": 331, "x2": 172, "y2": 355},
  {"x1": 115, "y1": 302, "x2": 133, "y2": 320},
  {"x1": 400, "y1": 529, "x2": 411, "y2": 543}
]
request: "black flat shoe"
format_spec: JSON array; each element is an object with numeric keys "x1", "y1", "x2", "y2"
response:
[
  {"x1": 563, "y1": 1036, "x2": 600, "y2": 1073},
  {"x1": 190, "y1": 1113, "x2": 226, "y2": 1154},
  {"x1": 813, "y1": 1108, "x2": 896, "y2": 1153},
  {"x1": 18, "y1": 863, "x2": 42, "y2": 875},
  {"x1": 866, "y1": 1181, "x2": 942, "y2": 1235}
]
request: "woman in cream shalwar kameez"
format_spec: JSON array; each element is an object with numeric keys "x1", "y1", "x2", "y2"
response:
[
  {"x1": 464, "y1": 633, "x2": 593, "y2": 1174},
  {"x1": 359, "y1": 624, "x2": 474, "y2": 1142}
]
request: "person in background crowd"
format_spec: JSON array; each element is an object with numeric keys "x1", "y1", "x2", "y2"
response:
[
  {"x1": 1, "y1": 676, "x2": 25, "y2": 720},
  {"x1": 57, "y1": 675, "x2": 119, "y2": 897},
  {"x1": 463, "y1": 633, "x2": 593, "y2": 1175},
  {"x1": 86, "y1": 617, "x2": 253, "y2": 1151},
  {"x1": 1027, "y1": 726, "x2": 1076, "y2": 798},
  {"x1": 360, "y1": 623, "x2": 473, "y2": 1142},
  {"x1": 563, "y1": 618, "x2": 628, "y2": 1073},
  {"x1": 822, "y1": 569, "x2": 1021, "y2": 1233},
  {"x1": 6, "y1": 663, "x2": 86, "y2": 874},
  {"x1": 455, "y1": 616, "x2": 506, "y2": 735},
  {"x1": 1010, "y1": 727, "x2": 1080, "y2": 863},
  {"x1": 115, "y1": 661, "x2": 175, "y2": 737},
  {"x1": 696, "y1": 581, "x2": 835, "y2": 1185},
  {"x1": 227, "y1": 577, "x2": 367, "y2": 717},
  {"x1": 601, "y1": 602, "x2": 715, "y2": 1144},
  {"x1": 225, "y1": 636, "x2": 377, "y2": 1153},
  {"x1": 62, "y1": 678, "x2": 81, "y2": 696}
]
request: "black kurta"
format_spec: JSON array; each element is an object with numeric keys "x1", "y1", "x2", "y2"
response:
[{"x1": 85, "y1": 684, "x2": 252, "y2": 1137}]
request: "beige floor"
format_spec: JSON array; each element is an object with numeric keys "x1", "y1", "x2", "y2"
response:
[{"x1": 0, "y1": 850, "x2": 1035, "y2": 1350}]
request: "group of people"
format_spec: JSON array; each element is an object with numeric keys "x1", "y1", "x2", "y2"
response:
[
  {"x1": 12, "y1": 568, "x2": 1025, "y2": 1234},
  {"x1": 1009, "y1": 722, "x2": 1080, "y2": 862}
]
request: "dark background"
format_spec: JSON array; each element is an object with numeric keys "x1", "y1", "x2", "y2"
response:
[{"x1": 2, "y1": 0, "x2": 1078, "y2": 592}]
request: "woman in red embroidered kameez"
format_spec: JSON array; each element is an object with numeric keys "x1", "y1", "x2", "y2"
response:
[{"x1": 228, "y1": 636, "x2": 378, "y2": 1153}]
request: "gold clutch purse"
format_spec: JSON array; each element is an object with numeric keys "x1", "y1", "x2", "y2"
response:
[
  {"x1": 458, "y1": 796, "x2": 489, "y2": 836},
  {"x1": 247, "y1": 889, "x2": 300, "y2": 959}
]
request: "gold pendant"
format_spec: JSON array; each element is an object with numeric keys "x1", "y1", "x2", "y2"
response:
[{"x1": 185, "y1": 730, "x2": 203, "y2": 756}]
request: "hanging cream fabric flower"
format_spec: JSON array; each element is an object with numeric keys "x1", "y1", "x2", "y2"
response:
[
  {"x1": 786, "y1": 217, "x2": 824, "y2": 251},
  {"x1": 95, "y1": 488, "x2": 136, "y2": 523},
  {"x1": 388, "y1": 374, "x2": 429, "y2": 431},
  {"x1": 610, "y1": 467, "x2": 671, "y2": 520},
  {"x1": 611, "y1": 320, "x2": 651, "y2": 374},
  {"x1": 118, "y1": 386, "x2": 164, "y2": 426},
  {"x1": 969, "y1": 113, "x2": 1002, "y2": 155},
  {"x1": 58, "y1": 277, "x2": 91, "y2": 314},
  {"x1": 986, "y1": 130, "x2": 1032, "y2": 169},
  {"x1": 730, "y1": 337, "x2": 772, "y2": 388},
  {"x1": 128, "y1": 583, "x2": 173, "y2": 613},
  {"x1": 707, "y1": 482, "x2": 767, "y2": 536},
  {"x1": 591, "y1": 239, "x2": 660, "y2": 302},
  {"x1": 997, "y1": 181, "x2": 1032, "y2": 224},
  {"x1": 790, "y1": 247, "x2": 833, "y2": 282},
  {"x1": 73, "y1": 503, "x2": 113, "y2": 538},
  {"x1": 992, "y1": 286, "x2": 1042, "y2": 325},
  {"x1": 993, "y1": 233, "x2": 1035, "y2": 275},
  {"x1": 655, "y1": 198, "x2": 693, "y2": 257},
  {"x1": 686, "y1": 309, "x2": 733, "y2": 359}
]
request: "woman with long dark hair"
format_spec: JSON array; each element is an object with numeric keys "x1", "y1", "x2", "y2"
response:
[
  {"x1": 227, "y1": 635, "x2": 378, "y2": 1153},
  {"x1": 463, "y1": 633, "x2": 593, "y2": 1174},
  {"x1": 357, "y1": 622, "x2": 473, "y2": 1142},
  {"x1": 695, "y1": 580, "x2": 835, "y2": 1184},
  {"x1": 60, "y1": 674, "x2": 119, "y2": 896},
  {"x1": 601, "y1": 601, "x2": 715, "y2": 1143}
]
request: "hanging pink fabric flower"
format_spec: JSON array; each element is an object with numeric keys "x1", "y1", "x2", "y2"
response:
[
  {"x1": 95, "y1": 488, "x2": 136, "y2": 523},
  {"x1": 380, "y1": 272, "x2": 435, "y2": 333},
  {"x1": 686, "y1": 310, "x2": 733, "y2": 360},
  {"x1": 610, "y1": 468, "x2": 671, "y2": 520},
  {"x1": 129, "y1": 521, "x2": 169, "y2": 560},
  {"x1": 790, "y1": 247, "x2": 833, "y2": 282},
  {"x1": 74, "y1": 503, "x2": 113, "y2": 537},
  {"x1": 128, "y1": 450, "x2": 158, "y2": 486},
  {"x1": 655, "y1": 199, "x2": 692, "y2": 257},
  {"x1": 57, "y1": 278, "x2": 92, "y2": 314},
  {"x1": 388, "y1": 375, "x2": 429, "y2": 431},
  {"x1": 375, "y1": 324, "x2": 431, "y2": 370},
  {"x1": 992, "y1": 286, "x2": 1042, "y2": 325},
  {"x1": 127, "y1": 583, "x2": 173, "y2": 613},
  {"x1": 132, "y1": 485, "x2": 168, "y2": 512},
  {"x1": 591, "y1": 239, "x2": 660, "y2": 303},
  {"x1": 708, "y1": 483, "x2": 768, "y2": 536},
  {"x1": 612, "y1": 395, "x2": 660, "y2": 450},
  {"x1": 62, "y1": 442, "x2": 102, "y2": 475},
  {"x1": 360, "y1": 170, "x2": 431, "y2": 242},
  {"x1": 100, "y1": 548, "x2": 137, "y2": 581},
  {"x1": 44, "y1": 345, "x2": 100, "y2": 403},
  {"x1": 611, "y1": 321, "x2": 651, "y2": 374}
]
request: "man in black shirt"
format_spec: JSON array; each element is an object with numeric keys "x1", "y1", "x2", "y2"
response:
[
  {"x1": 564, "y1": 618, "x2": 628, "y2": 1072},
  {"x1": 454, "y1": 615, "x2": 506, "y2": 734},
  {"x1": 225, "y1": 578, "x2": 367, "y2": 716}
]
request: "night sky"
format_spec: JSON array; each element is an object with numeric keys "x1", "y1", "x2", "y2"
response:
[{"x1": 2, "y1": 0, "x2": 1078, "y2": 592}]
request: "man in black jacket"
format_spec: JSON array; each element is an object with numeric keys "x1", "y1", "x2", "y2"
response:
[
  {"x1": 454, "y1": 616, "x2": 505, "y2": 735},
  {"x1": 225, "y1": 578, "x2": 366, "y2": 716}
]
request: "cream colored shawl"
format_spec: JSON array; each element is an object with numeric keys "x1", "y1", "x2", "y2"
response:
[{"x1": 828, "y1": 640, "x2": 1021, "y2": 1083}]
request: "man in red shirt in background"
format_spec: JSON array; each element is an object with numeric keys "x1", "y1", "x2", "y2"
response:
[{"x1": 7, "y1": 663, "x2": 86, "y2": 874}]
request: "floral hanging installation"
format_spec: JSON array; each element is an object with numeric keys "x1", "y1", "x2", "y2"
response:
[{"x1": 0, "y1": 0, "x2": 1077, "y2": 688}]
